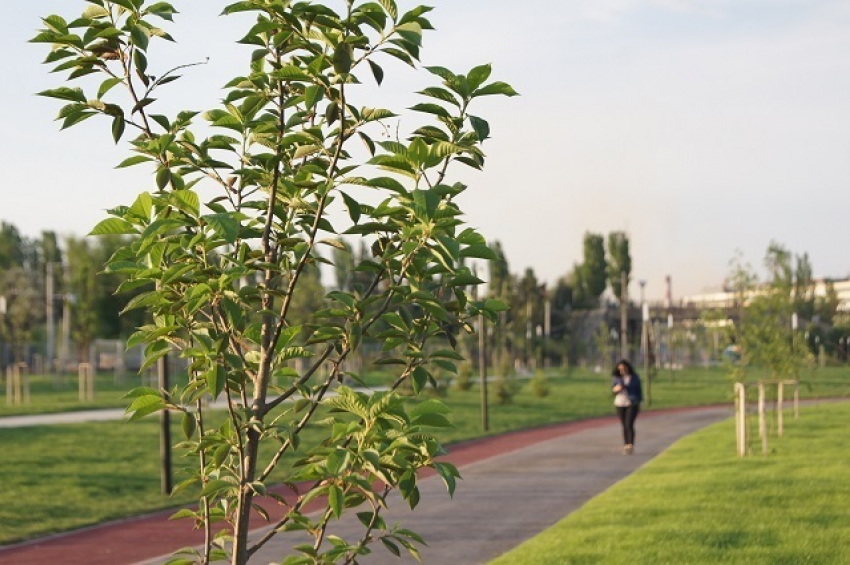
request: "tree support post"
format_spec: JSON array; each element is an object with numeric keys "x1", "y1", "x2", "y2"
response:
[
  {"x1": 158, "y1": 353, "x2": 172, "y2": 495},
  {"x1": 758, "y1": 382, "x2": 767, "y2": 455},
  {"x1": 734, "y1": 382, "x2": 746, "y2": 457}
]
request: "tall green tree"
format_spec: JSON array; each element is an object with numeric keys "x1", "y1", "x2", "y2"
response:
[
  {"x1": 581, "y1": 232, "x2": 607, "y2": 304},
  {"x1": 35, "y1": 2, "x2": 515, "y2": 564},
  {"x1": 607, "y1": 231, "x2": 630, "y2": 301}
]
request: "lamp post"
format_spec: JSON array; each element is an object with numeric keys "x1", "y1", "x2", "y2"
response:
[
  {"x1": 639, "y1": 280, "x2": 650, "y2": 407},
  {"x1": 667, "y1": 313, "x2": 674, "y2": 383}
]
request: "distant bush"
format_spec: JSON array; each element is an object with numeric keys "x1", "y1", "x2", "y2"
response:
[
  {"x1": 454, "y1": 363, "x2": 474, "y2": 391},
  {"x1": 495, "y1": 359, "x2": 520, "y2": 405},
  {"x1": 531, "y1": 370, "x2": 550, "y2": 398}
]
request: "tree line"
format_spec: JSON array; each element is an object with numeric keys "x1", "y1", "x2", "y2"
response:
[{"x1": 0, "y1": 221, "x2": 145, "y2": 365}]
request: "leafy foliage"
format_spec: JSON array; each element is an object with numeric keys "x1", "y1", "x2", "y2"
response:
[{"x1": 34, "y1": 2, "x2": 515, "y2": 564}]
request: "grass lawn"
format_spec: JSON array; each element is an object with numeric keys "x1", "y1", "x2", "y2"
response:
[
  {"x1": 0, "y1": 371, "x2": 170, "y2": 417},
  {"x1": 490, "y1": 401, "x2": 850, "y2": 565},
  {"x1": 1, "y1": 365, "x2": 848, "y2": 545}
]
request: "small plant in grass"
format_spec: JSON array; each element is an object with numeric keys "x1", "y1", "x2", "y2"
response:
[
  {"x1": 495, "y1": 359, "x2": 520, "y2": 404},
  {"x1": 530, "y1": 369, "x2": 549, "y2": 398},
  {"x1": 33, "y1": 1, "x2": 515, "y2": 563},
  {"x1": 453, "y1": 362, "x2": 473, "y2": 391}
]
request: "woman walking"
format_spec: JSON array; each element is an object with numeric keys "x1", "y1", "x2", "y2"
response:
[{"x1": 611, "y1": 359, "x2": 643, "y2": 454}]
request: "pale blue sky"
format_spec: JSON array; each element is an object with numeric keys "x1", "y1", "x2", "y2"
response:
[{"x1": 2, "y1": 1, "x2": 850, "y2": 300}]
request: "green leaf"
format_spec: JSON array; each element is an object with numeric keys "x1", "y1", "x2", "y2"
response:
[
  {"x1": 460, "y1": 244, "x2": 498, "y2": 260},
  {"x1": 410, "y1": 398, "x2": 451, "y2": 418},
  {"x1": 129, "y1": 192, "x2": 153, "y2": 222},
  {"x1": 130, "y1": 25, "x2": 149, "y2": 51},
  {"x1": 328, "y1": 485, "x2": 344, "y2": 519},
  {"x1": 379, "y1": 0, "x2": 398, "y2": 20},
  {"x1": 467, "y1": 63, "x2": 492, "y2": 91},
  {"x1": 327, "y1": 450, "x2": 350, "y2": 476},
  {"x1": 411, "y1": 366, "x2": 428, "y2": 394},
  {"x1": 201, "y1": 479, "x2": 233, "y2": 498},
  {"x1": 409, "y1": 102, "x2": 450, "y2": 119},
  {"x1": 412, "y1": 413, "x2": 452, "y2": 428},
  {"x1": 204, "y1": 213, "x2": 240, "y2": 244},
  {"x1": 433, "y1": 462, "x2": 460, "y2": 496},
  {"x1": 181, "y1": 412, "x2": 196, "y2": 440},
  {"x1": 304, "y1": 85, "x2": 323, "y2": 109},
  {"x1": 381, "y1": 538, "x2": 401, "y2": 557},
  {"x1": 90, "y1": 218, "x2": 136, "y2": 236},
  {"x1": 38, "y1": 87, "x2": 86, "y2": 103},
  {"x1": 339, "y1": 191, "x2": 361, "y2": 224},
  {"x1": 171, "y1": 189, "x2": 200, "y2": 217},
  {"x1": 205, "y1": 365, "x2": 226, "y2": 399},
  {"x1": 97, "y1": 77, "x2": 123, "y2": 99},
  {"x1": 367, "y1": 60, "x2": 384, "y2": 85},
  {"x1": 126, "y1": 394, "x2": 164, "y2": 421},
  {"x1": 485, "y1": 298, "x2": 509, "y2": 312},
  {"x1": 469, "y1": 115, "x2": 490, "y2": 142},
  {"x1": 474, "y1": 81, "x2": 519, "y2": 97},
  {"x1": 117, "y1": 155, "x2": 154, "y2": 168}
]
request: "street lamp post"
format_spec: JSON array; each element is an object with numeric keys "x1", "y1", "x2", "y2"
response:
[
  {"x1": 639, "y1": 280, "x2": 650, "y2": 407},
  {"x1": 667, "y1": 313, "x2": 674, "y2": 383}
]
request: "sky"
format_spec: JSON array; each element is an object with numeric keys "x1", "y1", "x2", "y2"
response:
[{"x1": 2, "y1": 0, "x2": 850, "y2": 301}]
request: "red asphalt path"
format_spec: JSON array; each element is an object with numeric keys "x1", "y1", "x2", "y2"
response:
[{"x1": 0, "y1": 408, "x2": 709, "y2": 565}]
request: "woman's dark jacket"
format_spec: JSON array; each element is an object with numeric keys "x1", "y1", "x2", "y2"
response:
[{"x1": 611, "y1": 372, "x2": 643, "y2": 404}]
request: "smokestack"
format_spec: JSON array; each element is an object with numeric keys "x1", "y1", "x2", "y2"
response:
[{"x1": 665, "y1": 275, "x2": 672, "y2": 309}]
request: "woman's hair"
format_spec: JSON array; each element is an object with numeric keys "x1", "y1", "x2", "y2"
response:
[{"x1": 612, "y1": 359, "x2": 635, "y2": 377}]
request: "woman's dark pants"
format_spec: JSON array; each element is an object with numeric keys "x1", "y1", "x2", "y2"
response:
[{"x1": 616, "y1": 404, "x2": 640, "y2": 445}]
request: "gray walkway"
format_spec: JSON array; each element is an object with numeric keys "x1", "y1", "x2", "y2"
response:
[{"x1": 137, "y1": 406, "x2": 732, "y2": 565}]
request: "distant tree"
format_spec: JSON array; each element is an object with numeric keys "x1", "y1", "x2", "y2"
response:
[
  {"x1": 0, "y1": 222, "x2": 26, "y2": 269},
  {"x1": 488, "y1": 240, "x2": 511, "y2": 300},
  {"x1": 566, "y1": 263, "x2": 588, "y2": 309},
  {"x1": 793, "y1": 252, "x2": 815, "y2": 320},
  {"x1": 607, "y1": 231, "x2": 630, "y2": 301},
  {"x1": 581, "y1": 232, "x2": 607, "y2": 304},
  {"x1": 65, "y1": 237, "x2": 100, "y2": 361},
  {"x1": 549, "y1": 277, "x2": 571, "y2": 341},
  {"x1": 332, "y1": 238, "x2": 356, "y2": 292},
  {"x1": 816, "y1": 279, "x2": 840, "y2": 326},
  {"x1": 0, "y1": 267, "x2": 42, "y2": 363},
  {"x1": 765, "y1": 241, "x2": 793, "y2": 290}
]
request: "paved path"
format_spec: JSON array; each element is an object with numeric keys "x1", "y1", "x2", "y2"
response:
[
  {"x1": 127, "y1": 406, "x2": 729, "y2": 565},
  {"x1": 0, "y1": 406, "x2": 731, "y2": 565}
]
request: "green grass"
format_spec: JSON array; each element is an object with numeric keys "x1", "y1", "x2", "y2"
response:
[
  {"x1": 0, "y1": 371, "x2": 161, "y2": 417},
  {"x1": 490, "y1": 402, "x2": 850, "y2": 565},
  {"x1": 1, "y1": 365, "x2": 848, "y2": 545}
]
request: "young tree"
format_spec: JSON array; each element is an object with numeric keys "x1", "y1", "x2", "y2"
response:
[
  {"x1": 34, "y1": 2, "x2": 515, "y2": 564},
  {"x1": 730, "y1": 246, "x2": 813, "y2": 381}
]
